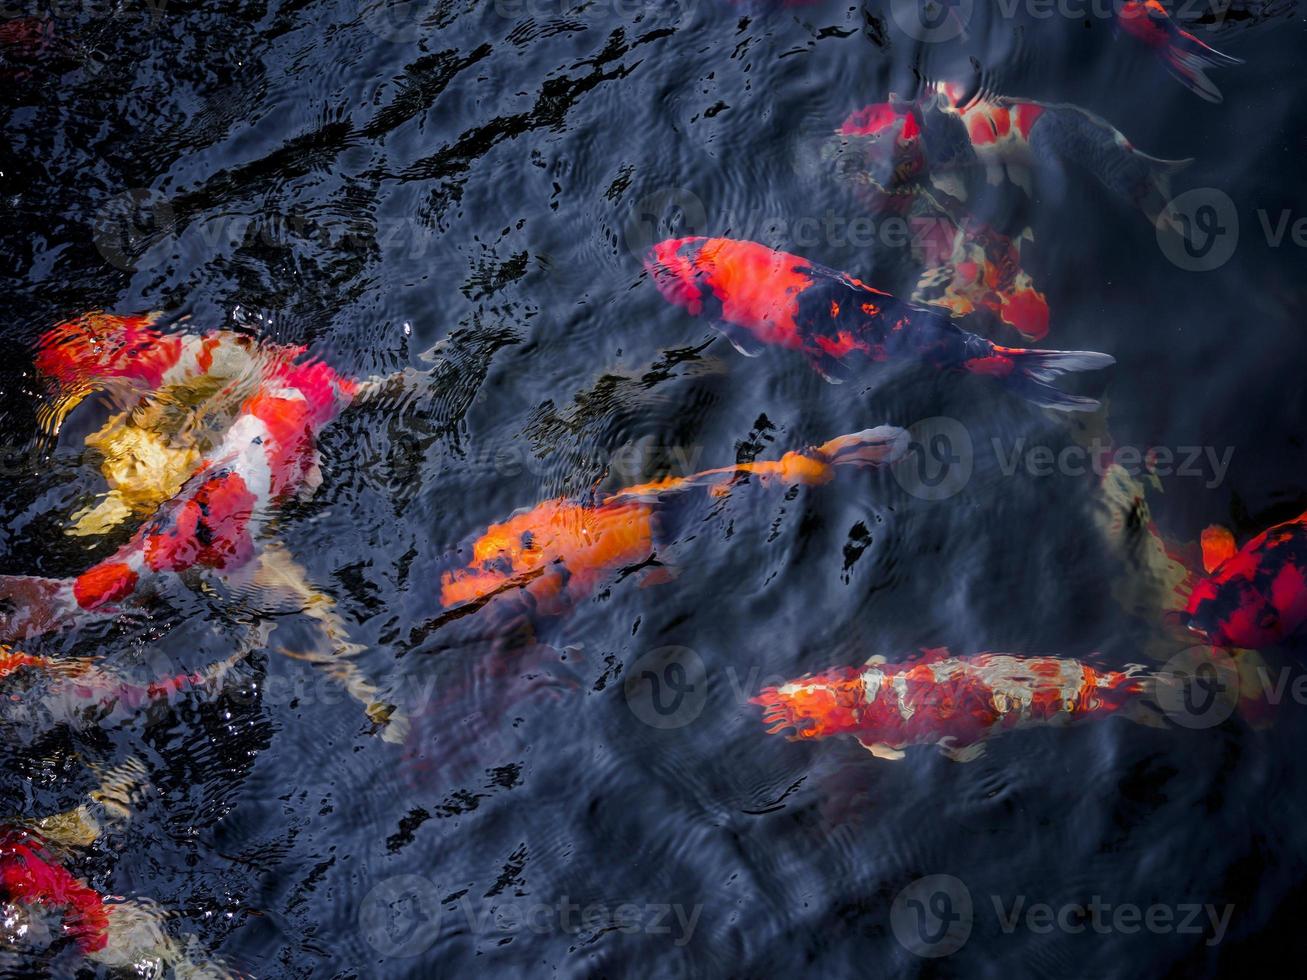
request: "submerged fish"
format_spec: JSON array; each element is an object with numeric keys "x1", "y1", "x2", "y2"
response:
[
  {"x1": 753, "y1": 648, "x2": 1158, "y2": 761},
  {"x1": 1116, "y1": 0, "x2": 1242, "y2": 102},
  {"x1": 1, "y1": 762, "x2": 231, "y2": 974},
  {"x1": 645, "y1": 236, "x2": 1112, "y2": 409},
  {"x1": 8, "y1": 314, "x2": 429, "y2": 736},
  {"x1": 432, "y1": 427, "x2": 908, "y2": 625},
  {"x1": 822, "y1": 110, "x2": 1050, "y2": 341},
  {"x1": 0, "y1": 643, "x2": 240, "y2": 738},
  {"x1": 829, "y1": 85, "x2": 1191, "y2": 230},
  {"x1": 32, "y1": 313, "x2": 277, "y2": 536},
  {"x1": 1185, "y1": 512, "x2": 1307, "y2": 649}
]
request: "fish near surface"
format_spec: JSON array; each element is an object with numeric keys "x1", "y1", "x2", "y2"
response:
[
  {"x1": 753, "y1": 648, "x2": 1160, "y2": 762},
  {"x1": 1185, "y1": 511, "x2": 1307, "y2": 649},
  {"x1": 432, "y1": 426, "x2": 909, "y2": 627},
  {"x1": 645, "y1": 236, "x2": 1111, "y2": 409}
]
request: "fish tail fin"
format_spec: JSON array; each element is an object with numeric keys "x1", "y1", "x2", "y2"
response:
[
  {"x1": 0, "y1": 575, "x2": 80, "y2": 644},
  {"x1": 1136, "y1": 153, "x2": 1195, "y2": 230},
  {"x1": 815, "y1": 426, "x2": 911, "y2": 468},
  {"x1": 984, "y1": 346, "x2": 1115, "y2": 412},
  {"x1": 1164, "y1": 32, "x2": 1243, "y2": 103}
]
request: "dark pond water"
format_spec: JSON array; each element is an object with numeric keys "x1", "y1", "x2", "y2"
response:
[{"x1": 2, "y1": 0, "x2": 1307, "y2": 976}]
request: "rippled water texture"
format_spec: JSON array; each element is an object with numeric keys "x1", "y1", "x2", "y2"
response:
[{"x1": 2, "y1": 0, "x2": 1307, "y2": 976}]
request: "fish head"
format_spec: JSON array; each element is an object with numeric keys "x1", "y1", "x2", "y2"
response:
[
  {"x1": 822, "y1": 98, "x2": 926, "y2": 192},
  {"x1": 644, "y1": 237, "x2": 717, "y2": 315},
  {"x1": 752, "y1": 669, "x2": 865, "y2": 740},
  {"x1": 32, "y1": 314, "x2": 180, "y2": 434}
]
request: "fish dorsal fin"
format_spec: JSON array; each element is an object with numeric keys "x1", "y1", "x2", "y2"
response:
[
  {"x1": 1200, "y1": 524, "x2": 1237, "y2": 573},
  {"x1": 915, "y1": 646, "x2": 952, "y2": 664},
  {"x1": 857, "y1": 738, "x2": 906, "y2": 760}
]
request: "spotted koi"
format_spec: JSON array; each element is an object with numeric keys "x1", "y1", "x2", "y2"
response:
[{"x1": 753, "y1": 648, "x2": 1157, "y2": 761}]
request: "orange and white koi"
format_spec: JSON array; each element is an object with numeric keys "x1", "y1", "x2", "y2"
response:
[
  {"x1": 753, "y1": 648, "x2": 1157, "y2": 761},
  {"x1": 645, "y1": 236, "x2": 1111, "y2": 409},
  {"x1": 431, "y1": 427, "x2": 908, "y2": 625},
  {"x1": 1116, "y1": 0, "x2": 1242, "y2": 102}
]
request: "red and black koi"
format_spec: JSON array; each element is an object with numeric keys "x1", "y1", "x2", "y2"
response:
[
  {"x1": 645, "y1": 236, "x2": 1111, "y2": 410},
  {"x1": 1185, "y1": 513, "x2": 1307, "y2": 649},
  {"x1": 753, "y1": 648, "x2": 1157, "y2": 761},
  {"x1": 1116, "y1": 0, "x2": 1242, "y2": 103}
]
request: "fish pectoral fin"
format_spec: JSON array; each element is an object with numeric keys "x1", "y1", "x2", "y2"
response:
[
  {"x1": 857, "y1": 738, "x2": 906, "y2": 761},
  {"x1": 805, "y1": 350, "x2": 854, "y2": 385},
  {"x1": 714, "y1": 322, "x2": 767, "y2": 358},
  {"x1": 1200, "y1": 524, "x2": 1237, "y2": 573},
  {"x1": 937, "y1": 736, "x2": 986, "y2": 762}
]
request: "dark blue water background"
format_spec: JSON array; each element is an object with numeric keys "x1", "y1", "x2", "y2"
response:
[{"x1": 2, "y1": 0, "x2": 1307, "y2": 976}]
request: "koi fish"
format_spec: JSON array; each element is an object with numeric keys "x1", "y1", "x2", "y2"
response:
[
  {"x1": 0, "y1": 644, "x2": 240, "y2": 738},
  {"x1": 829, "y1": 86, "x2": 1191, "y2": 230},
  {"x1": 645, "y1": 236, "x2": 1112, "y2": 410},
  {"x1": 1, "y1": 763, "x2": 232, "y2": 974},
  {"x1": 753, "y1": 648, "x2": 1158, "y2": 761},
  {"x1": 913, "y1": 218, "x2": 1050, "y2": 342},
  {"x1": 1116, "y1": 0, "x2": 1242, "y2": 102},
  {"x1": 821, "y1": 116, "x2": 1051, "y2": 341},
  {"x1": 430, "y1": 427, "x2": 908, "y2": 626},
  {"x1": 33, "y1": 313, "x2": 295, "y2": 535},
  {"x1": 0, "y1": 831, "x2": 110, "y2": 955},
  {"x1": 1185, "y1": 512, "x2": 1307, "y2": 649},
  {"x1": 0, "y1": 342, "x2": 360, "y2": 641}
]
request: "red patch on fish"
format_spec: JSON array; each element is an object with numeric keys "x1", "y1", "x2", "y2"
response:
[
  {"x1": 0, "y1": 839, "x2": 110, "y2": 954},
  {"x1": 73, "y1": 562, "x2": 139, "y2": 610}
]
